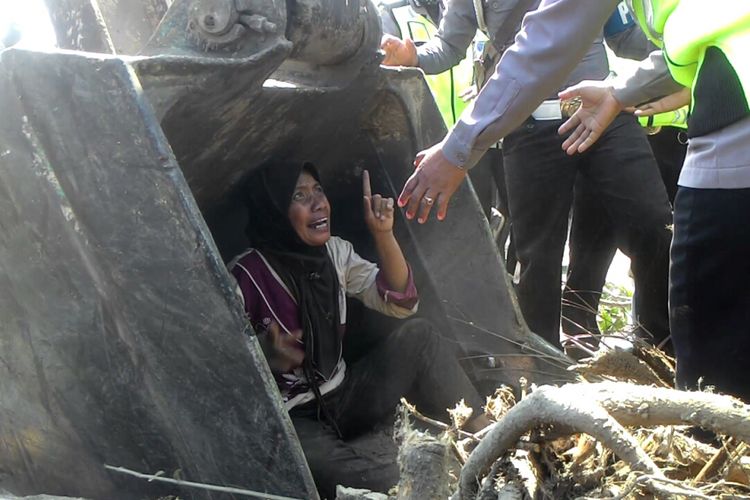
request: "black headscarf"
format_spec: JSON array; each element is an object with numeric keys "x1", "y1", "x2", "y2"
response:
[{"x1": 244, "y1": 161, "x2": 342, "y2": 382}]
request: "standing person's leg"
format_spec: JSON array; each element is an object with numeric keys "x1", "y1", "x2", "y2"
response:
[
  {"x1": 488, "y1": 149, "x2": 519, "y2": 273},
  {"x1": 580, "y1": 114, "x2": 672, "y2": 346},
  {"x1": 468, "y1": 160, "x2": 497, "y2": 219},
  {"x1": 670, "y1": 187, "x2": 750, "y2": 402},
  {"x1": 562, "y1": 177, "x2": 617, "y2": 349},
  {"x1": 564, "y1": 126, "x2": 686, "y2": 352},
  {"x1": 647, "y1": 126, "x2": 687, "y2": 205},
  {"x1": 503, "y1": 119, "x2": 579, "y2": 346}
]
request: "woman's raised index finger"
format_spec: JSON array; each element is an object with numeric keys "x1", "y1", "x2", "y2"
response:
[{"x1": 362, "y1": 169, "x2": 372, "y2": 198}]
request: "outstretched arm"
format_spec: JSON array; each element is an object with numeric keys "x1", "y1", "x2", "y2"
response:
[
  {"x1": 558, "y1": 50, "x2": 684, "y2": 154},
  {"x1": 380, "y1": 0, "x2": 478, "y2": 75},
  {"x1": 414, "y1": 0, "x2": 479, "y2": 75},
  {"x1": 557, "y1": 82, "x2": 625, "y2": 155},
  {"x1": 398, "y1": 0, "x2": 622, "y2": 222}
]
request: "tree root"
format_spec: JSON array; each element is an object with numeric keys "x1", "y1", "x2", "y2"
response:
[
  {"x1": 457, "y1": 384, "x2": 663, "y2": 499},
  {"x1": 396, "y1": 421, "x2": 452, "y2": 500},
  {"x1": 571, "y1": 349, "x2": 669, "y2": 387},
  {"x1": 632, "y1": 341, "x2": 675, "y2": 387},
  {"x1": 456, "y1": 382, "x2": 750, "y2": 500},
  {"x1": 586, "y1": 473, "x2": 714, "y2": 500},
  {"x1": 585, "y1": 382, "x2": 750, "y2": 436}
]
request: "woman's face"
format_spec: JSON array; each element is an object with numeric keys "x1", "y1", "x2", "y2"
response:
[{"x1": 288, "y1": 170, "x2": 331, "y2": 246}]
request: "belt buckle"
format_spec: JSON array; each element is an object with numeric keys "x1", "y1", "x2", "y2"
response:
[{"x1": 560, "y1": 96, "x2": 582, "y2": 119}]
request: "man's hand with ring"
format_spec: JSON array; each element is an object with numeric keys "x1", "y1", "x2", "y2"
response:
[{"x1": 398, "y1": 142, "x2": 467, "y2": 223}]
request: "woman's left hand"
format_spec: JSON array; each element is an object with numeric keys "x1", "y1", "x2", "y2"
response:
[{"x1": 363, "y1": 169, "x2": 395, "y2": 235}]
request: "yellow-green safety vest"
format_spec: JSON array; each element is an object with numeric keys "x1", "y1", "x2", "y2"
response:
[
  {"x1": 390, "y1": 6, "x2": 478, "y2": 127},
  {"x1": 628, "y1": 0, "x2": 750, "y2": 112}
]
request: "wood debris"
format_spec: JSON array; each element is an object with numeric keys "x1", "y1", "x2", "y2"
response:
[{"x1": 380, "y1": 345, "x2": 750, "y2": 500}]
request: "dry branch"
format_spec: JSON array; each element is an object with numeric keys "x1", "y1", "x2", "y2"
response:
[
  {"x1": 587, "y1": 473, "x2": 714, "y2": 500},
  {"x1": 584, "y1": 382, "x2": 750, "y2": 439},
  {"x1": 571, "y1": 349, "x2": 669, "y2": 387},
  {"x1": 692, "y1": 438, "x2": 733, "y2": 485},
  {"x1": 456, "y1": 385, "x2": 664, "y2": 500},
  {"x1": 632, "y1": 342, "x2": 675, "y2": 386},
  {"x1": 456, "y1": 382, "x2": 750, "y2": 500},
  {"x1": 103, "y1": 465, "x2": 300, "y2": 500}
]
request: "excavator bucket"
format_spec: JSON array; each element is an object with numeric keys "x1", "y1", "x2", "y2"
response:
[{"x1": 0, "y1": 0, "x2": 571, "y2": 497}]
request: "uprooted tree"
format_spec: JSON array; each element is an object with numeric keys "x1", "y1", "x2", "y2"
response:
[{"x1": 370, "y1": 345, "x2": 750, "y2": 500}]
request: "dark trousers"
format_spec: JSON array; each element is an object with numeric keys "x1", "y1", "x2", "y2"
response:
[
  {"x1": 290, "y1": 318, "x2": 483, "y2": 499},
  {"x1": 562, "y1": 127, "x2": 686, "y2": 345},
  {"x1": 503, "y1": 113, "x2": 672, "y2": 347},
  {"x1": 670, "y1": 187, "x2": 750, "y2": 402}
]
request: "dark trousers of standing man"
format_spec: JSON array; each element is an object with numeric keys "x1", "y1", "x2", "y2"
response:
[
  {"x1": 671, "y1": 187, "x2": 750, "y2": 402},
  {"x1": 502, "y1": 113, "x2": 673, "y2": 347},
  {"x1": 562, "y1": 126, "x2": 687, "y2": 347}
]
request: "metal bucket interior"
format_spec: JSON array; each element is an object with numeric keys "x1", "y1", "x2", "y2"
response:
[{"x1": 0, "y1": 0, "x2": 571, "y2": 497}]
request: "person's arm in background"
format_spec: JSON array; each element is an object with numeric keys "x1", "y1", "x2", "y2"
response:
[
  {"x1": 604, "y1": 1, "x2": 657, "y2": 61},
  {"x1": 612, "y1": 51, "x2": 685, "y2": 110},
  {"x1": 632, "y1": 87, "x2": 691, "y2": 118},
  {"x1": 602, "y1": 3, "x2": 690, "y2": 128},
  {"x1": 558, "y1": 51, "x2": 686, "y2": 154},
  {"x1": 381, "y1": 0, "x2": 478, "y2": 74},
  {"x1": 398, "y1": 0, "x2": 622, "y2": 223},
  {"x1": 415, "y1": 0, "x2": 479, "y2": 74}
]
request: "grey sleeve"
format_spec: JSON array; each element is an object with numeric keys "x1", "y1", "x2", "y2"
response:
[
  {"x1": 612, "y1": 50, "x2": 685, "y2": 107},
  {"x1": 416, "y1": 0, "x2": 479, "y2": 75},
  {"x1": 606, "y1": 24, "x2": 657, "y2": 61},
  {"x1": 442, "y1": 0, "x2": 621, "y2": 167}
]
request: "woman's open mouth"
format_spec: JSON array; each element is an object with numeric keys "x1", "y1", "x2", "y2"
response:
[{"x1": 308, "y1": 217, "x2": 329, "y2": 231}]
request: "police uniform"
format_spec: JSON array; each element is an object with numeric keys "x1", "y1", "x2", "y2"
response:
[
  {"x1": 562, "y1": 5, "x2": 688, "y2": 348},
  {"x1": 415, "y1": 0, "x2": 673, "y2": 347},
  {"x1": 623, "y1": 0, "x2": 750, "y2": 400}
]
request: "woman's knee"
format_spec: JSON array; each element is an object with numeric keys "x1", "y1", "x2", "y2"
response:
[{"x1": 391, "y1": 318, "x2": 442, "y2": 352}]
